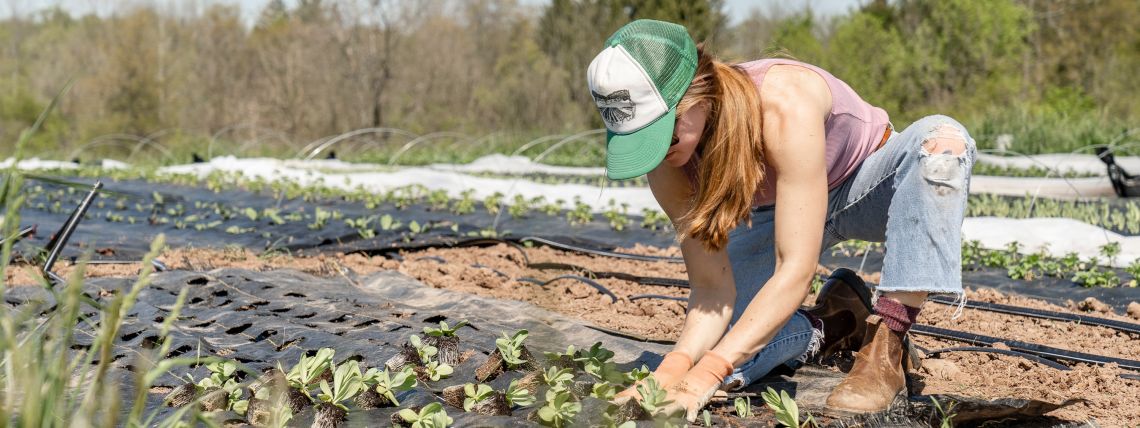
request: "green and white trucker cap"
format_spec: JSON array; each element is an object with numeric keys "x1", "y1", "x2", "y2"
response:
[{"x1": 587, "y1": 19, "x2": 698, "y2": 180}]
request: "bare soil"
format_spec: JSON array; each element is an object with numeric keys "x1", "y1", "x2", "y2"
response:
[{"x1": 6, "y1": 243, "x2": 1139, "y2": 426}]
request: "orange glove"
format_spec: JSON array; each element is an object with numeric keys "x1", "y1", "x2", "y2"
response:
[
  {"x1": 615, "y1": 351, "x2": 693, "y2": 400},
  {"x1": 665, "y1": 351, "x2": 734, "y2": 422}
]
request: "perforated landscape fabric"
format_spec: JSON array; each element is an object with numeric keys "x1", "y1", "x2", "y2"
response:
[{"x1": 2, "y1": 268, "x2": 1083, "y2": 426}]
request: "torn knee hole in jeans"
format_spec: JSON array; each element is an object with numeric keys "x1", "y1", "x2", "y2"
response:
[{"x1": 920, "y1": 124, "x2": 968, "y2": 195}]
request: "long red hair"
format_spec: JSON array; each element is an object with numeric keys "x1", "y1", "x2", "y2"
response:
[{"x1": 675, "y1": 46, "x2": 765, "y2": 252}]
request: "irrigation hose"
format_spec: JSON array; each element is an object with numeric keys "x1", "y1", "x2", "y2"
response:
[
  {"x1": 371, "y1": 235, "x2": 1140, "y2": 372},
  {"x1": 910, "y1": 324, "x2": 1140, "y2": 371},
  {"x1": 915, "y1": 345, "x2": 1072, "y2": 371},
  {"x1": 928, "y1": 295, "x2": 1140, "y2": 335}
]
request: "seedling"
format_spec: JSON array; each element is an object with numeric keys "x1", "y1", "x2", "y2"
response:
[
  {"x1": 463, "y1": 383, "x2": 495, "y2": 412},
  {"x1": 285, "y1": 348, "x2": 334, "y2": 398},
  {"x1": 641, "y1": 208, "x2": 671, "y2": 231},
  {"x1": 345, "y1": 216, "x2": 377, "y2": 238},
  {"x1": 423, "y1": 361, "x2": 454, "y2": 381},
  {"x1": 1100, "y1": 241, "x2": 1122, "y2": 265},
  {"x1": 380, "y1": 214, "x2": 402, "y2": 231},
  {"x1": 623, "y1": 365, "x2": 651, "y2": 386},
  {"x1": 409, "y1": 220, "x2": 426, "y2": 234},
  {"x1": 602, "y1": 200, "x2": 630, "y2": 231},
  {"x1": 452, "y1": 190, "x2": 476, "y2": 215},
  {"x1": 314, "y1": 360, "x2": 366, "y2": 425},
  {"x1": 496, "y1": 329, "x2": 530, "y2": 369},
  {"x1": 542, "y1": 366, "x2": 575, "y2": 390},
  {"x1": 428, "y1": 189, "x2": 450, "y2": 210},
  {"x1": 734, "y1": 396, "x2": 753, "y2": 418},
  {"x1": 1073, "y1": 268, "x2": 1120, "y2": 288},
  {"x1": 589, "y1": 381, "x2": 617, "y2": 400},
  {"x1": 567, "y1": 198, "x2": 593, "y2": 225},
  {"x1": 397, "y1": 402, "x2": 454, "y2": 428},
  {"x1": 363, "y1": 366, "x2": 417, "y2": 406},
  {"x1": 536, "y1": 388, "x2": 580, "y2": 428},
  {"x1": 423, "y1": 320, "x2": 468, "y2": 337},
  {"x1": 484, "y1": 192, "x2": 504, "y2": 215},
  {"x1": 761, "y1": 387, "x2": 815, "y2": 427},
  {"x1": 635, "y1": 376, "x2": 671, "y2": 416},
  {"x1": 702, "y1": 409, "x2": 712, "y2": 427},
  {"x1": 575, "y1": 342, "x2": 623, "y2": 382},
  {"x1": 409, "y1": 335, "x2": 438, "y2": 364},
  {"x1": 930, "y1": 397, "x2": 957, "y2": 428},
  {"x1": 509, "y1": 194, "x2": 531, "y2": 218},
  {"x1": 505, "y1": 379, "x2": 536, "y2": 407},
  {"x1": 307, "y1": 207, "x2": 332, "y2": 230}
]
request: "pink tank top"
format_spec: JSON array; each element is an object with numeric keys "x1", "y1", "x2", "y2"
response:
[{"x1": 688, "y1": 59, "x2": 890, "y2": 207}]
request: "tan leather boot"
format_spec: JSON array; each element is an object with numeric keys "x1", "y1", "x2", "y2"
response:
[
  {"x1": 824, "y1": 314, "x2": 907, "y2": 415},
  {"x1": 804, "y1": 268, "x2": 874, "y2": 361}
]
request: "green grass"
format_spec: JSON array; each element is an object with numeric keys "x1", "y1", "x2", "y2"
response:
[{"x1": 0, "y1": 85, "x2": 210, "y2": 426}]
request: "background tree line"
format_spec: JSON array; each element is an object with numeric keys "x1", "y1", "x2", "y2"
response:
[{"x1": 1, "y1": 0, "x2": 1137, "y2": 162}]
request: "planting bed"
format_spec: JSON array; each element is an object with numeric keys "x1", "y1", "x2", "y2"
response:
[
  {"x1": 6, "y1": 172, "x2": 1140, "y2": 426},
  {"x1": 9, "y1": 241, "x2": 1139, "y2": 426}
]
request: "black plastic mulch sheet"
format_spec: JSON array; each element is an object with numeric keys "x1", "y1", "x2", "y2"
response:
[
  {"x1": 6, "y1": 267, "x2": 1084, "y2": 426},
  {"x1": 4, "y1": 268, "x2": 669, "y2": 426},
  {"x1": 10, "y1": 177, "x2": 676, "y2": 262}
]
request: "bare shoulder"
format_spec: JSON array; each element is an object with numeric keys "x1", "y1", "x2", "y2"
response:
[{"x1": 758, "y1": 64, "x2": 832, "y2": 118}]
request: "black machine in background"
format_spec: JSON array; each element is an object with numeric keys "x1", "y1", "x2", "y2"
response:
[{"x1": 1098, "y1": 147, "x2": 1140, "y2": 197}]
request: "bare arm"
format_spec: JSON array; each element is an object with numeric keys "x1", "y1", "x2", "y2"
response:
[
  {"x1": 708, "y1": 65, "x2": 832, "y2": 365},
  {"x1": 646, "y1": 164, "x2": 735, "y2": 363}
]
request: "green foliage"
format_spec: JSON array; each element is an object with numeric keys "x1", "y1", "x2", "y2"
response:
[
  {"x1": 623, "y1": 365, "x2": 651, "y2": 386},
  {"x1": 286, "y1": 348, "x2": 335, "y2": 395},
  {"x1": 733, "y1": 396, "x2": 753, "y2": 418},
  {"x1": 761, "y1": 387, "x2": 813, "y2": 427},
  {"x1": 495, "y1": 329, "x2": 530, "y2": 368},
  {"x1": 505, "y1": 379, "x2": 537, "y2": 407},
  {"x1": 423, "y1": 361, "x2": 454, "y2": 381},
  {"x1": 316, "y1": 360, "x2": 366, "y2": 410},
  {"x1": 542, "y1": 366, "x2": 575, "y2": 389},
  {"x1": 589, "y1": 382, "x2": 617, "y2": 401},
  {"x1": 575, "y1": 342, "x2": 624, "y2": 382},
  {"x1": 397, "y1": 402, "x2": 454, "y2": 428},
  {"x1": 536, "y1": 388, "x2": 581, "y2": 428},
  {"x1": 423, "y1": 320, "x2": 468, "y2": 337},
  {"x1": 363, "y1": 366, "x2": 417, "y2": 406},
  {"x1": 1072, "y1": 268, "x2": 1121, "y2": 288},
  {"x1": 635, "y1": 376, "x2": 672, "y2": 416},
  {"x1": 602, "y1": 200, "x2": 630, "y2": 231},
  {"x1": 930, "y1": 397, "x2": 957, "y2": 428},
  {"x1": 409, "y1": 334, "x2": 439, "y2": 365},
  {"x1": 463, "y1": 383, "x2": 495, "y2": 412}
]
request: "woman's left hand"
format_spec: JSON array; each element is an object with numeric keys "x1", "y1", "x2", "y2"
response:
[{"x1": 663, "y1": 351, "x2": 735, "y2": 422}]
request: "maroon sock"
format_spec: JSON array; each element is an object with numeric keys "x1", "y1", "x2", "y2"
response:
[{"x1": 874, "y1": 297, "x2": 921, "y2": 333}]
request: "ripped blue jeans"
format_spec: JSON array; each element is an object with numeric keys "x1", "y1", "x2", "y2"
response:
[{"x1": 722, "y1": 115, "x2": 977, "y2": 390}]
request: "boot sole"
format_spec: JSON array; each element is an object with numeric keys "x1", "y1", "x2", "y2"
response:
[{"x1": 822, "y1": 389, "x2": 908, "y2": 418}]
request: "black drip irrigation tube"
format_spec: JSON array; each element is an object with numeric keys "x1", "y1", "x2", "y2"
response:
[
  {"x1": 929, "y1": 295, "x2": 1140, "y2": 335},
  {"x1": 372, "y1": 235, "x2": 1140, "y2": 372},
  {"x1": 910, "y1": 324, "x2": 1140, "y2": 371},
  {"x1": 914, "y1": 345, "x2": 1072, "y2": 371}
]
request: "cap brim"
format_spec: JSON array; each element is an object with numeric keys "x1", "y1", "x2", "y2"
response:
[{"x1": 606, "y1": 107, "x2": 675, "y2": 180}]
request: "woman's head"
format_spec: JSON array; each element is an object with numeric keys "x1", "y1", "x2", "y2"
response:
[{"x1": 588, "y1": 21, "x2": 765, "y2": 252}]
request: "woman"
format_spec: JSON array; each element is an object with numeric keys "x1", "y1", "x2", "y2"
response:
[{"x1": 587, "y1": 20, "x2": 975, "y2": 419}]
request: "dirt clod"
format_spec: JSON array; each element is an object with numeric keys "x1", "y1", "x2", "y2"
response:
[
  {"x1": 1128, "y1": 301, "x2": 1140, "y2": 320},
  {"x1": 1075, "y1": 297, "x2": 1113, "y2": 313}
]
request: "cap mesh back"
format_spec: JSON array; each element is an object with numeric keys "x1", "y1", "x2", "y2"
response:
[{"x1": 606, "y1": 20, "x2": 697, "y2": 107}]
